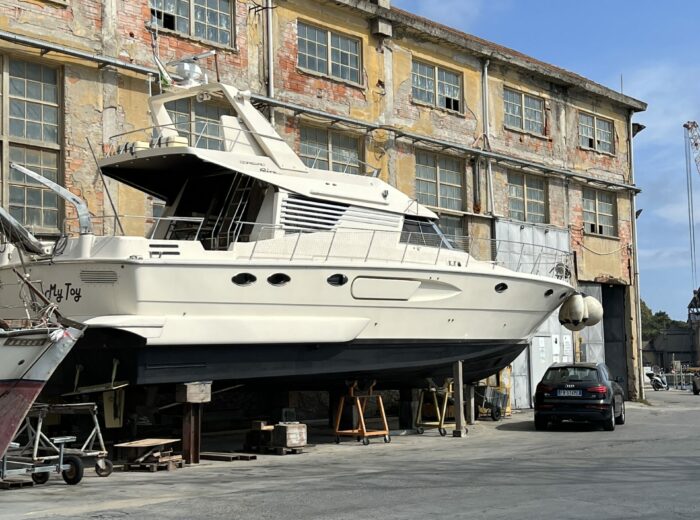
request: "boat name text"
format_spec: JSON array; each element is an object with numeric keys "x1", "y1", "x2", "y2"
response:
[{"x1": 44, "y1": 283, "x2": 82, "y2": 303}]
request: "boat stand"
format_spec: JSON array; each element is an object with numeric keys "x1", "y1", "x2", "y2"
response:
[
  {"x1": 414, "y1": 378, "x2": 455, "y2": 436},
  {"x1": 11, "y1": 403, "x2": 113, "y2": 477},
  {"x1": 1, "y1": 437, "x2": 84, "y2": 487},
  {"x1": 334, "y1": 380, "x2": 391, "y2": 445}
]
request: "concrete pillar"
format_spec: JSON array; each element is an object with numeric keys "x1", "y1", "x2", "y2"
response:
[
  {"x1": 466, "y1": 384, "x2": 476, "y2": 425},
  {"x1": 398, "y1": 387, "x2": 418, "y2": 430},
  {"x1": 452, "y1": 360, "x2": 467, "y2": 437}
]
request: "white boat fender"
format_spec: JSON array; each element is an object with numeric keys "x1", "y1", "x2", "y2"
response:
[
  {"x1": 559, "y1": 293, "x2": 585, "y2": 326},
  {"x1": 582, "y1": 295, "x2": 603, "y2": 327}
]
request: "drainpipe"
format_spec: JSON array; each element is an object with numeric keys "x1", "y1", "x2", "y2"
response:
[
  {"x1": 265, "y1": 0, "x2": 275, "y2": 123},
  {"x1": 481, "y1": 59, "x2": 495, "y2": 215},
  {"x1": 628, "y1": 111, "x2": 644, "y2": 401}
]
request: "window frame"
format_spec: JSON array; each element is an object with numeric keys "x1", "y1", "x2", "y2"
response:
[
  {"x1": 299, "y1": 124, "x2": 363, "y2": 175},
  {"x1": 507, "y1": 171, "x2": 548, "y2": 224},
  {"x1": 414, "y1": 150, "x2": 466, "y2": 214},
  {"x1": 149, "y1": 0, "x2": 237, "y2": 49},
  {"x1": 296, "y1": 21, "x2": 363, "y2": 86},
  {"x1": 578, "y1": 111, "x2": 615, "y2": 154},
  {"x1": 3, "y1": 56, "x2": 63, "y2": 236},
  {"x1": 503, "y1": 87, "x2": 545, "y2": 136},
  {"x1": 582, "y1": 187, "x2": 617, "y2": 237},
  {"x1": 411, "y1": 59, "x2": 463, "y2": 114},
  {"x1": 165, "y1": 98, "x2": 232, "y2": 150}
]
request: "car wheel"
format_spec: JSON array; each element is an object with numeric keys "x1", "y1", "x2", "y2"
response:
[
  {"x1": 534, "y1": 416, "x2": 548, "y2": 431},
  {"x1": 615, "y1": 401, "x2": 625, "y2": 425},
  {"x1": 603, "y1": 407, "x2": 616, "y2": 431}
]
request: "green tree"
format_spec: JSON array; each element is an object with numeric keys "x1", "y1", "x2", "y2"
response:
[{"x1": 641, "y1": 299, "x2": 688, "y2": 341}]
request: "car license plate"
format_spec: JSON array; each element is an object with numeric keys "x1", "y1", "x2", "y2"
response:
[{"x1": 557, "y1": 389, "x2": 582, "y2": 397}]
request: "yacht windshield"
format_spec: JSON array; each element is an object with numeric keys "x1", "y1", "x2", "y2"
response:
[{"x1": 400, "y1": 218, "x2": 453, "y2": 249}]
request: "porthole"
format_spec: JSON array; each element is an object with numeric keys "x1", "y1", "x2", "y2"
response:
[
  {"x1": 232, "y1": 273, "x2": 257, "y2": 286},
  {"x1": 268, "y1": 273, "x2": 291, "y2": 286},
  {"x1": 327, "y1": 274, "x2": 348, "y2": 287},
  {"x1": 495, "y1": 283, "x2": 508, "y2": 293},
  {"x1": 17, "y1": 359, "x2": 24, "y2": 366},
  {"x1": 544, "y1": 289, "x2": 554, "y2": 297}
]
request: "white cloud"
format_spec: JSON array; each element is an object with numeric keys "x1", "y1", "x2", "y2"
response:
[{"x1": 638, "y1": 245, "x2": 692, "y2": 270}]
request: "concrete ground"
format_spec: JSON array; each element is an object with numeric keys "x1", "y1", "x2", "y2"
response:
[{"x1": 2, "y1": 388, "x2": 700, "y2": 520}]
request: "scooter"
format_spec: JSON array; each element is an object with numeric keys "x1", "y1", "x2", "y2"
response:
[{"x1": 646, "y1": 371, "x2": 669, "y2": 391}]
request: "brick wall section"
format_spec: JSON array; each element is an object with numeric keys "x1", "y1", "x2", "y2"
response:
[
  {"x1": 276, "y1": 17, "x2": 369, "y2": 114},
  {"x1": 115, "y1": 1, "x2": 249, "y2": 87}
]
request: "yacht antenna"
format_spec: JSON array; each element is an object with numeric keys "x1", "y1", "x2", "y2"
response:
[{"x1": 10, "y1": 163, "x2": 93, "y2": 235}]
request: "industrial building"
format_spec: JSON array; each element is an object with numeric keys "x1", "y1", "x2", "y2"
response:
[{"x1": 0, "y1": 0, "x2": 646, "y2": 404}]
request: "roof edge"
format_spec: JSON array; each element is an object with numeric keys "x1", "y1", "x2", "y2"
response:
[{"x1": 330, "y1": 1, "x2": 647, "y2": 112}]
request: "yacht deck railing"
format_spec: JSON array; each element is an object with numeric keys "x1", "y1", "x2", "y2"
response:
[{"x1": 54, "y1": 215, "x2": 572, "y2": 280}]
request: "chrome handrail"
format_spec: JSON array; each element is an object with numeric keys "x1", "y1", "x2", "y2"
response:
[{"x1": 56, "y1": 215, "x2": 573, "y2": 279}]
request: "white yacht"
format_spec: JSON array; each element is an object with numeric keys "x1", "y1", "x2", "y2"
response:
[{"x1": 0, "y1": 81, "x2": 583, "y2": 387}]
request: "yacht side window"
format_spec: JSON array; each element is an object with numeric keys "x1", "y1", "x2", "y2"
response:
[{"x1": 400, "y1": 218, "x2": 452, "y2": 249}]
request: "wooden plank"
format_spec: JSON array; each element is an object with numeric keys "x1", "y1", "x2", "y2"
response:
[
  {"x1": 0, "y1": 480, "x2": 34, "y2": 489},
  {"x1": 114, "y1": 438, "x2": 180, "y2": 448}
]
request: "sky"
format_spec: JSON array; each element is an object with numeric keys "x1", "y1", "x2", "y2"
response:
[{"x1": 393, "y1": 0, "x2": 699, "y2": 320}]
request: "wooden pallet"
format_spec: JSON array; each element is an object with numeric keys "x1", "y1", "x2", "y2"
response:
[
  {"x1": 122, "y1": 459, "x2": 185, "y2": 472},
  {"x1": 0, "y1": 479, "x2": 34, "y2": 489},
  {"x1": 200, "y1": 452, "x2": 257, "y2": 462},
  {"x1": 244, "y1": 445, "x2": 304, "y2": 456}
]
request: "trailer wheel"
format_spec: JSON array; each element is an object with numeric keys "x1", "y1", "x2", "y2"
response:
[
  {"x1": 383, "y1": 435, "x2": 391, "y2": 443},
  {"x1": 438, "y1": 428, "x2": 447, "y2": 437},
  {"x1": 416, "y1": 427, "x2": 424, "y2": 435},
  {"x1": 362, "y1": 437, "x2": 370, "y2": 446},
  {"x1": 95, "y1": 458, "x2": 113, "y2": 477},
  {"x1": 61, "y1": 456, "x2": 84, "y2": 485},
  {"x1": 31, "y1": 472, "x2": 50, "y2": 485},
  {"x1": 491, "y1": 407, "x2": 502, "y2": 421}
]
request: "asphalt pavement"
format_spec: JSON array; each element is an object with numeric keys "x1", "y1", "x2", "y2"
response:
[{"x1": 2, "y1": 387, "x2": 700, "y2": 520}]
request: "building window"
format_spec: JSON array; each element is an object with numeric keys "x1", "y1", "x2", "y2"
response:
[
  {"x1": 439, "y1": 214, "x2": 464, "y2": 238},
  {"x1": 411, "y1": 61, "x2": 461, "y2": 112},
  {"x1": 165, "y1": 99, "x2": 231, "y2": 150},
  {"x1": 299, "y1": 126, "x2": 361, "y2": 174},
  {"x1": 579, "y1": 112, "x2": 614, "y2": 154},
  {"x1": 297, "y1": 22, "x2": 361, "y2": 84},
  {"x1": 503, "y1": 88, "x2": 544, "y2": 135},
  {"x1": 508, "y1": 172, "x2": 546, "y2": 224},
  {"x1": 583, "y1": 188, "x2": 616, "y2": 236},
  {"x1": 415, "y1": 151, "x2": 464, "y2": 211},
  {"x1": 150, "y1": 0, "x2": 234, "y2": 47},
  {"x1": 6, "y1": 59, "x2": 61, "y2": 232}
]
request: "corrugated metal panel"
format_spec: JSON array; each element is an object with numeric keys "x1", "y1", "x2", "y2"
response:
[
  {"x1": 580, "y1": 283, "x2": 606, "y2": 363},
  {"x1": 495, "y1": 220, "x2": 573, "y2": 408},
  {"x1": 494, "y1": 220, "x2": 570, "y2": 277}
]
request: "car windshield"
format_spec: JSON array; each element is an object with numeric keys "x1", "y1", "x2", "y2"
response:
[{"x1": 543, "y1": 367, "x2": 600, "y2": 383}]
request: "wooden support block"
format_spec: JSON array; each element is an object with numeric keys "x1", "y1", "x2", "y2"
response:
[
  {"x1": 200, "y1": 452, "x2": 257, "y2": 462},
  {"x1": 0, "y1": 480, "x2": 34, "y2": 489}
]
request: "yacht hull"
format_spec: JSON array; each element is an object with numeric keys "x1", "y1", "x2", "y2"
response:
[
  {"x1": 0, "y1": 327, "x2": 83, "y2": 457},
  {"x1": 134, "y1": 339, "x2": 527, "y2": 386}
]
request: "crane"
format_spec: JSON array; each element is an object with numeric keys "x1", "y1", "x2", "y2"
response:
[{"x1": 683, "y1": 121, "x2": 700, "y2": 291}]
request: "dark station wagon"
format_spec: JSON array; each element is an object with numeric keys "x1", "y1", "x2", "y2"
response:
[{"x1": 534, "y1": 362, "x2": 625, "y2": 431}]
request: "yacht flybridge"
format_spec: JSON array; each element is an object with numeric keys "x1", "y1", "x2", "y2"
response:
[{"x1": 0, "y1": 81, "x2": 593, "y2": 388}]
